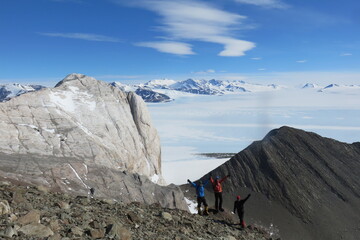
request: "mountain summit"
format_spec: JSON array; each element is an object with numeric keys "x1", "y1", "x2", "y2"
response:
[{"x1": 202, "y1": 126, "x2": 360, "y2": 240}]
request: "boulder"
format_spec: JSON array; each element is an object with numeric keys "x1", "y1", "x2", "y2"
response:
[
  {"x1": 19, "y1": 223, "x2": 54, "y2": 238},
  {"x1": 17, "y1": 209, "x2": 40, "y2": 225},
  {"x1": 107, "y1": 223, "x2": 132, "y2": 240},
  {"x1": 89, "y1": 228, "x2": 105, "y2": 239},
  {"x1": 161, "y1": 212, "x2": 173, "y2": 221},
  {"x1": 0, "y1": 200, "x2": 11, "y2": 215}
]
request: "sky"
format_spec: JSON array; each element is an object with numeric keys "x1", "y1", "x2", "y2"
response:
[{"x1": 1, "y1": 0, "x2": 360, "y2": 86}]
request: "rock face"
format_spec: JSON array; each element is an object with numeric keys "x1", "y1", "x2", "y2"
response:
[
  {"x1": 0, "y1": 73, "x2": 160, "y2": 179},
  {"x1": 199, "y1": 126, "x2": 360, "y2": 240},
  {"x1": 0, "y1": 73, "x2": 187, "y2": 209},
  {"x1": 0, "y1": 182, "x2": 271, "y2": 240}
]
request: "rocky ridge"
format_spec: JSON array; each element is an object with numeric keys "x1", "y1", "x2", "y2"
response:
[
  {"x1": 0, "y1": 181, "x2": 272, "y2": 240},
  {"x1": 200, "y1": 126, "x2": 360, "y2": 240}
]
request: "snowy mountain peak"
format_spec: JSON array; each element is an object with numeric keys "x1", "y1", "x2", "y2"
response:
[
  {"x1": 55, "y1": 73, "x2": 94, "y2": 88},
  {"x1": 318, "y1": 83, "x2": 360, "y2": 93},
  {"x1": 208, "y1": 79, "x2": 225, "y2": 86},
  {"x1": 110, "y1": 81, "x2": 137, "y2": 92},
  {"x1": 302, "y1": 83, "x2": 320, "y2": 89},
  {"x1": 0, "y1": 83, "x2": 46, "y2": 102},
  {"x1": 144, "y1": 79, "x2": 177, "y2": 89},
  {"x1": 63, "y1": 73, "x2": 87, "y2": 81},
  {"x1": 324, "y1": 83, "x2": 339, "y2": 89}
]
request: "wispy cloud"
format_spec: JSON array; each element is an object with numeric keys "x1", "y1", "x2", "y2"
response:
[
  {"x1": 258, "y1": 68, "x2": 266, "y2": 71},
  {"x1": 233, "y1": 0, "x2": 289, "y2": 9},
  {"x1": 39, "y1": 32, "x2": 121, "y2": 42},
  {"x1": 193, "y1": 69, "x2": 216, "y2": 74},
  {"x1": 340, "y1": 53, "x2": 352, "y2": 56},
  {"x1": 251, "y1": 57, "x2": 262, "y2": 60},
  {"x1": 116, "y1": 0, "x2": 255, "y2": 56},
  {"x1": 296, "y1": 60, "x2": 307, "y2": 63},
  {"x1": 135, "y1": 41, "x2": 195, "y2": 55}
]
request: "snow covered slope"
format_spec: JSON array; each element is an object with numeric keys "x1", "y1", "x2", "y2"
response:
[{"x1": 0, "y1": 83, "x2": 45, "y2": 102}]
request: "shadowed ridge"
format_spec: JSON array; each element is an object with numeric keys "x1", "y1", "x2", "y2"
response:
[
  {"x1": 200, "y1": 126, "x2": 360, "y2": 240},
  {"x1": 54, "y1": 73, "x2": 89, "y2": 88}
]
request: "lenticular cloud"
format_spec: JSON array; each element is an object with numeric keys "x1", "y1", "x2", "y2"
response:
[{"x1": 130, "y1": 0, "x2": 256, "y2": 56}]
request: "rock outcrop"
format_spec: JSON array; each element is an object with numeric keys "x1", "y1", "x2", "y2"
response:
[
  {"x1": 0, "y1": 73, "x2": 187, "y2": 209},
  {"x1": 0, "y1": 73, "x2": 160, "y2": 179},
  {"x1": 0, "y1": 182, "x2": 271, "y2": 240},
  {"x1": 197, "y1": 126, "x2": 360, "y2": 240}
]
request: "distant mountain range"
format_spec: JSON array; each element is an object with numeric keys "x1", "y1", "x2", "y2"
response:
[
  {"x1": 0, "y1": 84, "x2": 46, "y2": 102},
  {"x1": 1, "y1": 79, "x2": 359, "y2": 103},
  {"x1": 138, "y1": 78, "x2": 284, "y2": 95}
]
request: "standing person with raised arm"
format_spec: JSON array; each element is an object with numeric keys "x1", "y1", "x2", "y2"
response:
[
  {"x1": 187, "y1": 178, "x2": 210, "y2": 215},
  {"x1": 210, "y1": 174, "x2": 230, "y2": 212},
  {"x1": 233, "y1": 194, "x2": 251, "y2": 228}
]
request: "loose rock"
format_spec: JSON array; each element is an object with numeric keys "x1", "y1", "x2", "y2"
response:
[{"x1": 19, "y1": 223, "x2": 54, "y2": 238}]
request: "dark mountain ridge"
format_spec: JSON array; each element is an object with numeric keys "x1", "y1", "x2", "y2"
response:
[{"x1": 198, "y1": 126, "x2": 360, "y2": 240}]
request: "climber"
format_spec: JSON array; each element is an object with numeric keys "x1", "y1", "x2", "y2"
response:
[
  {"x1": 233, "y1": 194, "x2": 251, "y2": 228},
  {"x1": 187, "y1": 179, "x2": 209, "y2": 215},
  {"x1": 209, "y1": 174, "x2": 230, "y2": 212}
]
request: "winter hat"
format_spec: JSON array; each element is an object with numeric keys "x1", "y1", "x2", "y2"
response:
[
  {"x1": 237, "y1": 196, "x2": 241, "y2": 200},
  {"x1": 216, "y1": 176, "x2": 220, "y2": 180}
]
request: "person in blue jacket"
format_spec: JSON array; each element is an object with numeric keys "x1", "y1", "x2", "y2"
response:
[{"x1": 187, "y1": 179, "x2": 209, "y2": 215}]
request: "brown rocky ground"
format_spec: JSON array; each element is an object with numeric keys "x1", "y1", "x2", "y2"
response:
[{"x1": 0, "y1": 181, "x2": 274, "y2": 240}]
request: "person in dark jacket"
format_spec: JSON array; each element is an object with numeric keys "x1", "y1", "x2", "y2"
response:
[
  {"x1": 187, "y1": 179, "x2": 209, "y2": 215},
  {"x1": 233, "y1": 194, "x2": 251, "y2": 228},
  {"x1": 210, "y1": 174, "x2": 229, "y2": 212}
]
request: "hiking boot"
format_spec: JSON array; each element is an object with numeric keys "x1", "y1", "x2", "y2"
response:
[
  {"x1": 197, "y1": 207, "x2": 202, "y2": 215},
  {"x1": 204, "y1": 206, "x2": 209, "y2": 215},
  {"x1": 241, "y1": 220, "x2": 246, "y2": 228},
  {"x1": 220, "y1": 208, "x2": 224, "y2": 212}
]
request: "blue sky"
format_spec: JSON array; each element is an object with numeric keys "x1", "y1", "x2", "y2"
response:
[{"x1": 1, "y1": 0, "x2": 359, "y2": 85}]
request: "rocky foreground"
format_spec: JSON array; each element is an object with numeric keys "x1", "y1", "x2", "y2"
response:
[{"x1": 0, "y1": 181, "x2": 274, "y2": 240}]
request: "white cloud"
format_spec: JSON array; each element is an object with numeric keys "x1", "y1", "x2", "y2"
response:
[
  {"x1": 135, "y1": 41, "x2": 195, "y2": 55},
  {"x1": 296, "y1": 60, "x2": 307, "y2": 63},
  {"x1": 39, "y1": 32, "x2": 121, "y2": 42},
  {"x1": 234, "y1": 0, "x2": 289, "y2": 9},
  {"x1": 340, "y1": 53, "x2": 352, "y2": 56},
  {"x1": 258, "y1": 68, "x2": 266, "y2": 71},
  {"x1": 117, "y1": 0, "x2": 255, "y2": 56},
  {"x1": 251, "y1": 57, "x2": 262, "y2": 60},
  {"x1": 194, "y1": 69, "x2": 216, "y2": 74}
]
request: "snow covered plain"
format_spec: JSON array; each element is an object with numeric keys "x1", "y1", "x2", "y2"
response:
[{"x1": 147, "y1": 85, "x2": 360, "y2": 184}]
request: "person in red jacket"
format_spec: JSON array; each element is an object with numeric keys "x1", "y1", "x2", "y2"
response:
[{"x1": 209, "y1": 174, "x2": 230, "y2": 212}]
